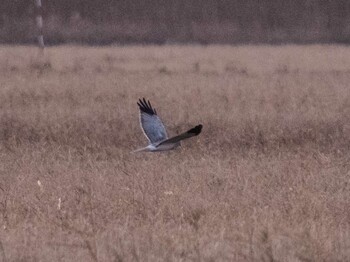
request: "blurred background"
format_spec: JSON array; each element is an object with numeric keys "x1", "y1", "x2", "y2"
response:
[{"x1": 1, "y1": 0, "x2": 349, "y2": 45}]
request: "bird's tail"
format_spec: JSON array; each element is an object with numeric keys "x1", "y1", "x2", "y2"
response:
[{"x1": 131, "y1": 146, "x2": 149, "y2": 153}]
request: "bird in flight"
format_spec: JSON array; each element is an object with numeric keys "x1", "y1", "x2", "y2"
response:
[{"x1": 133, "y1": 98, "x2": 202, "y2": 152}]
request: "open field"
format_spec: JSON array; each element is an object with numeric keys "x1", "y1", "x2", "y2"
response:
[{"x1": 0, "y1": 45, "x2": 350, "y2": 261}]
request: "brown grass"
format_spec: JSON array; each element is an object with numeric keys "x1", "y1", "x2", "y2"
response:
[{"x1": 0, "y1": 45, "x2": 350, "y2": 261}]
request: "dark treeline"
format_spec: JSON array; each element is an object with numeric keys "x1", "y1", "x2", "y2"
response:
[{"x1": 0, "y1": 0, "x2": 349, "y2": 44}]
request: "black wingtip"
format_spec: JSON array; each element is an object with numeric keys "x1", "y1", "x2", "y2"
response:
[
  {"x1": 137, "y1": 98, "x2": 157, "y2": 115},
  {"x1": 187, "y1": 124, "x2": 203, "y2": 136}
]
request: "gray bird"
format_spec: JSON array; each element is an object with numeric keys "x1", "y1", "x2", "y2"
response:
[{"x1": 133, "y1": 98, "x2": 202, "y2": 152}]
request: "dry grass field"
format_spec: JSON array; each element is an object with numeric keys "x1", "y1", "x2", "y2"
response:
[{"x1": 0, "y1": 45, "x2": 350, "y2": 261}]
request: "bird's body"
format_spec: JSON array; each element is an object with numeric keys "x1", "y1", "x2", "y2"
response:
[{"x1": 133, "y1": 98, "x2": 202, "y2": 152}]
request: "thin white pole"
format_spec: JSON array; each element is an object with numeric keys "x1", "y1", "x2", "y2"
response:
[{"x1": 35, "y1": 0, "x2": 45, "y2": 53}]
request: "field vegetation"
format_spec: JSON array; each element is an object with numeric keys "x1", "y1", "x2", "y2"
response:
[
  {"x1": 1, "y1": 0, "x2": 350, "y2": 44},
  {"x1": 0, "y1": 45, "x2": 350, "y2": 261}
]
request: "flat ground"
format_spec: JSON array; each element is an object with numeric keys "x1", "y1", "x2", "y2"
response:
[{"x1": 0, "y1": 45, "x2": 350, "y2": 261}]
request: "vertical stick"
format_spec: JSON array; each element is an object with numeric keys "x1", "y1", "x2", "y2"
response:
[{"x1": 35, "y1": 0, "x2": 45, "y2": 54}]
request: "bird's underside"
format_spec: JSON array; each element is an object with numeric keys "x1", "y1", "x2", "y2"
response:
[{"x1": 133, "y1": 98, "x2": 202, "y2": 152}]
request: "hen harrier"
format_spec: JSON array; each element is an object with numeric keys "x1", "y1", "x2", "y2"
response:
[{"x1": 133, "y1": 98, "x2": 202, "y2": 152}]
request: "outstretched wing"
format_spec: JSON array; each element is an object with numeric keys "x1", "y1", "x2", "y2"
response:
[
  {"x1": 157, "y1": 125, "x2": 202, "y2": 146},
  {"x1": 137, "y1": 98, "x2": 168, "y2": 144}
]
